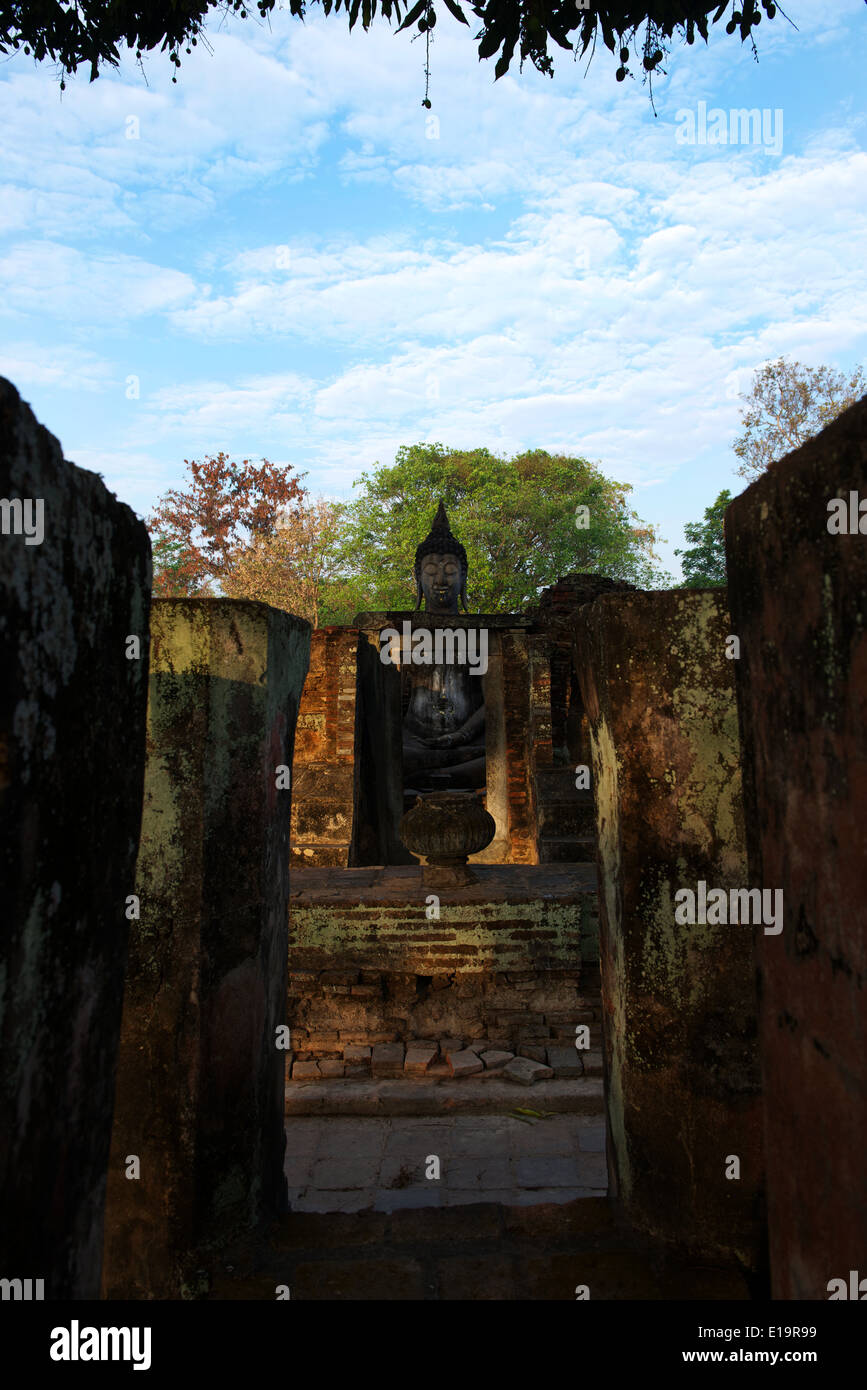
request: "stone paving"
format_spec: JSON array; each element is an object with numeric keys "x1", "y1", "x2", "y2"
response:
[{"x1": 284, "y1": 1112, "x2": 607, "y2": 1212}]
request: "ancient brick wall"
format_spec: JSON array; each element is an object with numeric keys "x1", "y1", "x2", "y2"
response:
[
  {"x1": 725, "y1": 395, "x2": 867, "y2": 1299},
  {"x1": 286, "y1": 866, "x2": 600, "y2": 1072},
  {"x1": 291, "y1": 626, "x2": 358, "y2": 866}
]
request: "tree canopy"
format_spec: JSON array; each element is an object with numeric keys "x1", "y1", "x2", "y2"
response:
[
  {"x1": 673, "y1": 488, "x2": 730, "y2": 587},
  {"x1": 328, "y1": 441, "x2": 667, "y2": 618},
  {"x1": 733, "y1": 357, "x2": 866, "y2": 484},
  {"x1": 148, "y1": 441, "x2": 668, "y2": 620},
  {"x1": 2, "y1": 1, "x2": 793, "y2": 96}
]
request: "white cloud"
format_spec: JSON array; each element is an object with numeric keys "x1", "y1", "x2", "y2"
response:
[
  {"x1": 0, "y1": 341, "x2": 113, "y2": 392},
  {"x1": 0, "y1": 242, "x2": 196, "y2": 319}
]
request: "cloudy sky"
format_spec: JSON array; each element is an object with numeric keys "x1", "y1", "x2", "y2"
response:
[{"x1": 1, "y1": 0, "x2": 865, "y2": 581}]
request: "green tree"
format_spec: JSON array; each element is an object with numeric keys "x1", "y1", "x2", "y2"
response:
[
  {"x1": 3, "y1": 1, "x2": 792, "y2": 95},
  {"x1": 734, "y1": 357, "x2": 866, "y2": 483},
  {"x1": 673, "y1": 489, "x2": 731, "y2": 588},
  {"x1": 150, "y1": 530, "x2": 205, "y2": 596},
  {"x1": 319, "y1": 442, "x2": 667, "y2": 621}
]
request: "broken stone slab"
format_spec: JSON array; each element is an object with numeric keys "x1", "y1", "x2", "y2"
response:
[
  {"x1": 439, "y1": 1038, "x2": 465, "y2": 1057},
  {"x1": 371, "y1": 1043, "x2": 406, "y2": 1078},
  {"x1": 503, "y1": 1057, "x2": 553, "y2": 1086},
  {"x1": 518, "y1": 1045, "x2": 548, "y2": 1064},
  {"x1": 404, "y1": 1045, "x2": 438, "y2": 1075},
  {"x1": 292, "y1": 1061, "x2": 321, "y2": 1080},
  {"x1": 318, "y1": 1060, "x2": 345, "y2": 1079},
  {"x1": 480, "y1": 1051, "x2": 514, "y2": 1071},
  {"x1": 448, "y1": 1049, "x2": 485, "y2": 1078},
  {"x1": 546, "y1": 1046, "x2": 585, "y2": 1079},
  {"x1": 0, "y1": 379, "x2": 151, "y2": 1300}
]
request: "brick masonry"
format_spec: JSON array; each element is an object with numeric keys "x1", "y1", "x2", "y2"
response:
[
  {"x1": 292, "y1": 583, "x2": 624, "y2": 868},
  {"x1": 291, "y1": 626, "x2": 358, "y2": 867},
  {"x1": 286, "y1": 865, "x2": 602, "y2": 1078},
  {"x1": 725, "y1": 395, "x2": 867, "y2": 1300}
]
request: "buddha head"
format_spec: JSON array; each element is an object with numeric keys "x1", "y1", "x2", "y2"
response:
[{"x1": 413, "y1": 501, "x2": 469, "y2": 614}]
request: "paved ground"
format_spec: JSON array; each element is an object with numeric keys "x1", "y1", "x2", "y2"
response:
[{"x1": 284, "y1": 1112, "x2": 607, "y2": 1212}]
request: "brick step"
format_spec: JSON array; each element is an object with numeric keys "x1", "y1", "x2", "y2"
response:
[
  {"x1": 535, "y1": 769, "x2": 595, "y2": 800},
  {"x1": 537, "y1": 803, "x2": 596, "y2": 836},
  {"x1": 285, "y1": 1074, "x2": 605, "y2": 1116},
  {"x1": 538, "y1": 838, "x2": 596, "y2": 864}
]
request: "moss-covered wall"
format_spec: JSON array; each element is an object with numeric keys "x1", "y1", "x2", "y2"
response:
[
  {"x1": 0, "y1": 378, "x2": 151, "y2": 1299},
  {"x1": 575, "y1": 589, "x2": 764, "y2": 1271},
  {"x1": 102, "y1": 598, "x2": 310, "y2": 1298}
]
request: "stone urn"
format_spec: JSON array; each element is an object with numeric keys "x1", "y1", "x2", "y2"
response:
[{"x1": 399, "y1": 790, "x2": 496, "y2": 887}]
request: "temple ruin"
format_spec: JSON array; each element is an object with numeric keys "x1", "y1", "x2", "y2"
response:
[{"x1": 1, "y1": 374, "x2": 865, "y2": 1305}]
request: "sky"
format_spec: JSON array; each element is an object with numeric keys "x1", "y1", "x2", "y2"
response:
[{"x1": 1, "y1": 0, "x2": 865, "y2": 583}]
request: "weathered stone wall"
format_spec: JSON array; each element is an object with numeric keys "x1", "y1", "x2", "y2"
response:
[
  {"x1": 0, "y1": 378, "x2": 151, "y2": 1299},
  {"x1": 287, "y1": 865, "x2": 600, "y2": 1070},
  {"x1": 291, "y1": 626, "x2": 358, "y2": 866},
  {"x1": 575, "y1": 590, "x2": 764, "y2": 1272},
  {"x1": 102, "y1": 598, "x2": 310, "y2": 1299},
  {"x1": 530, "y1": 573, "x2": 636, "y2": 767},
  {"x1": 725, "y1": 396, "x2": 867, "y2": 1299},
  {"x1": 287, "y1": 966, "x2": 601, "y2": 1073}
]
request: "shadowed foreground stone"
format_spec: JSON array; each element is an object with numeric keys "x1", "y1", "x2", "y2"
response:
[
  {"x1": 575, "y1": 589, "x2": 764, "y2": 1271},
  {"x1": 0, "y1": 378, "x2": 151, "y2": 1298},
  {"x1": 725, "y1": 395, "x2": 867, "y2": 1300},
  {"x1": 102, "y1": 598, "x2": 310, "y2": 1298}
]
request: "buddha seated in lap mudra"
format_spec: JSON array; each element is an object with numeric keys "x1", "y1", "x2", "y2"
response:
[{"x1": 401, "y1": 502, "x2": 486, "y2": 794}]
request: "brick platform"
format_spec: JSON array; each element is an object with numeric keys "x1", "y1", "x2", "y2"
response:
[{"x1": 287, "y1": 865, "x2": 601, "y2": 1074}]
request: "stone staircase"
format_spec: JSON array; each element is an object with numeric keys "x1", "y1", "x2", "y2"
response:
[{"x1": 534, "y1": 768, "x2": 596, "y2": 864}]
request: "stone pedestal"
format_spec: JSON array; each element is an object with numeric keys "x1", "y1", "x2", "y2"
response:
[
  {"x1": 725, "y1": 396, "x2": 867, "y2": 1299},
  {"x1": 574, "y1": 590, "x2": 764, "y2": 1271},
  {"x1": 101, "y1": 598, "x2": 310, "y2": 1298},
  {"x1": 0, "y1": 378, "x2": 151, "y2": 1298}
]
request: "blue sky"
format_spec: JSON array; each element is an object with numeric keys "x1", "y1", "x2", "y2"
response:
[{"x1": 1, "y1": 0, "x2": 865, "y2": 583}]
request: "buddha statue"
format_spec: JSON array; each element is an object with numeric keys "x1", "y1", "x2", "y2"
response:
[{"x1": 401, "y1": 502, "x2": 486, "y2": 795}]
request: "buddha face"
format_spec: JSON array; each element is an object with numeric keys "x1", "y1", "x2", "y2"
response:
[{"x1": 419, "y1": 552, "x2": 463, "y2": 614}]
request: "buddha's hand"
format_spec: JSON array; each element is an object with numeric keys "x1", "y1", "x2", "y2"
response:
[{"x1": 428, "y1": 730, "x2": 466, "y2": 748}]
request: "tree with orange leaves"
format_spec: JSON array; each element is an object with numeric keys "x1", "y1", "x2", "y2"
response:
[{"x1": 148, "y1": 451, "x2": 307, "y2": 598}]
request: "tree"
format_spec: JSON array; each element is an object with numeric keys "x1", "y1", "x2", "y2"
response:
[
  {"x1": 333, "y1": 441, "x2": 667, "y2": 615},
  {"x1": 148, "y1": 451, "x2": 307, "y2": 595},
  {"x1": 220, "y1": 495, "x2": 346, "y2": 626},
  {"x1": 733, "y1": 357, "x2": 866, "y2": 483},
  {"x1": 673, "y1": 489, "x2": 730, "y2": 588},
  {"x1": 150, "y1": 529, "x2": 206, "y2": 597},
  {"x1": 2, "y1": 1, "x2": 794, "y2": 97}
]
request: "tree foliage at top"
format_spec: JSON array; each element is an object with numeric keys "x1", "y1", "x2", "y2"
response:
[
  {"x1": 328, "y1": 441, "x2": 668, "y2": 620},
  {"x1": 733, "y1": 356, "x2": 867, "y2": 483},
  {"x1": 1, "y1": 1, "x2": 795, "y2": 95},
  {"x1": 673, "y1": 488, "x2": 730, "y2": 588},
  {"x1": 148, "y1": 450, "x2": 307, "y2": 595}
]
